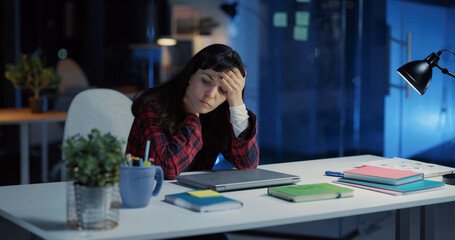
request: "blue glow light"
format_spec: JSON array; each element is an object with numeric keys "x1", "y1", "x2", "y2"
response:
[{"x1": 58, "y1": 48, "x2": 68, "y2": 59}]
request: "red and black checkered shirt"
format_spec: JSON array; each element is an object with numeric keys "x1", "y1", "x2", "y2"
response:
[{"x1": 126, "y1": 102, "x2": 259, "y2": 180}]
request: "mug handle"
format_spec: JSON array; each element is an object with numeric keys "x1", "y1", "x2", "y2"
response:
[{"x1": 151, "y1": 166, "x2": 164, "y2": 196}]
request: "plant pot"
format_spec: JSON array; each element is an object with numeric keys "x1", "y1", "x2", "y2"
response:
[
  {"x1": 29, "y1": 97, "x2": 43, "y2": 113},
  {"x1": 67, "y1": 182, "x2": 120, "y2": 230}
]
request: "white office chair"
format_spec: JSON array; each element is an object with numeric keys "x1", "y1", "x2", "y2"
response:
[
  {"x1": 57, "y1": 58, "x2": 89, "y2": 94},
  {"x1": 60, "y1": 88, "x2": 134, "y2": 180}
]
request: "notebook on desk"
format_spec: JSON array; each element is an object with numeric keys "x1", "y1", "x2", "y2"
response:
[{"x1": 176, "y1": 168, "x2": 301, "y2": 192}]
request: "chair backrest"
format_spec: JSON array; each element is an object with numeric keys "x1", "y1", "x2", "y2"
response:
[
  {"x1": 63, "y1": 88, "x2": 134, "y2": 153},
  {"x1": 57, "y1": 58, "x2": 89, "y2": 94}
]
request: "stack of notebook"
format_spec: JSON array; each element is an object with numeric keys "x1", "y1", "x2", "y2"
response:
[{"x1": 333, "y1": 165, "x2": 445, "y2": 195}]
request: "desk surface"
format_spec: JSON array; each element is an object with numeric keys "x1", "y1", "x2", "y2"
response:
[
  {"x1": 0, "y1": 108, "x2": 67, "y2": 125},
  {"x1": 1, "y1": 155, "x2": 455, "y2": 240}
]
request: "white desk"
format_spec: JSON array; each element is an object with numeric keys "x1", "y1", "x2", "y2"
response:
[
  {"x1": 0, "y1": 155, "x2": 454, "y2": 240},
  {"x1": 0, "y1": 108, "x2": 67, "y2": 184}
]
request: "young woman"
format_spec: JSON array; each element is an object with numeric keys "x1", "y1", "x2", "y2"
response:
[{"x1": 126, "y1": 44, "x2": 259, "y2": 180}]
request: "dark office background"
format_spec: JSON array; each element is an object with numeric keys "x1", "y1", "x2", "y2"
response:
[{"x1": 1, "y1": 0, "x2": 455, "y2": 186}]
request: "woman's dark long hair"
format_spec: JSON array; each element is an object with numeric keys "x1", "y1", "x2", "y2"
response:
[{"x1": 132, "y1": 44, "x2": 246, "y2": 153}]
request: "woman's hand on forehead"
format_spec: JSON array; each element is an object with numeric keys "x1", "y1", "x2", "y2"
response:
[{"x1": 219, "y1": 68, "x2": 245, "y2": 107}]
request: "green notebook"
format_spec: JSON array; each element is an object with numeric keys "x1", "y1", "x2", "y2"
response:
[{"x1": 268, "y1": 183, "x2": 354, "y2": 202}]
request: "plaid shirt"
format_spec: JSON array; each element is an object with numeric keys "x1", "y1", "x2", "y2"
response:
[{"x1": 126, "y1": 102, "x2": 259, "y2": 180}]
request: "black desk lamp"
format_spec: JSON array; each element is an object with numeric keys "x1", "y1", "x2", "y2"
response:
[
  {"x1": 397, "y1": 49, "x2": 455, "y2": 95},
  {"x1": 397, "y1": 49, "x2": 455, "y2": 184}
]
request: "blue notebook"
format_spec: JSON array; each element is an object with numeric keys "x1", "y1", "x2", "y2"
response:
[
  {"x1": 164, "y1": 192, "x2": 243, "y2": 212},
  {"x1": 337, "y1": 178, "x2": 444, "y2": 193}
]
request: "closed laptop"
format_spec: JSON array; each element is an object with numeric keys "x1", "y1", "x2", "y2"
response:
[{"x1": 176, "y1": 168, "x2": 301, "y2": 192}]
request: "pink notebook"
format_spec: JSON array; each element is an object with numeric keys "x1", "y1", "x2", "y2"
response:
[{"x1": 343, "y1": 165, "x2": 424, "y2": 185}]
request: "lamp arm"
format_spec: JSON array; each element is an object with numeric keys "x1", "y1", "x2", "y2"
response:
[{"x1": 435, "y1": 64, "x2": 455, "y2": 79}]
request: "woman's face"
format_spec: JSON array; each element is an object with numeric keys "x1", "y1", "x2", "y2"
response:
[{"x1": 184, "y1": 68, "x2": 227, "y2": 115}]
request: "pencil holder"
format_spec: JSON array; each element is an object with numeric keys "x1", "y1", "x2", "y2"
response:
[
  {"x1": 66, "y1": 181, "x2": 121, "y2": 230},
  {"x1": 119, "y1": 165, "x2": 164, "y2": 208}
]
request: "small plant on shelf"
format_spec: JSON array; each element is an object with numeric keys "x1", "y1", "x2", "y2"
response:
[{"x1": 4, "y1": 50, "x2": 61, "y2": 113}]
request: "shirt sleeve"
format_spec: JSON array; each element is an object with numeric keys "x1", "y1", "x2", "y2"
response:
[
  {"x1": 222, "y1": 109, "x2": 260, "y2": 169},
  {"x1": 126, "y1": 103, "x2": 203, "y2": 180},
  {"x1": 229, "y1": 104, "x2": 249, "y2": 138}
]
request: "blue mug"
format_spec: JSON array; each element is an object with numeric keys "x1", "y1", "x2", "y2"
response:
[{"x1": 119, "y1": 165, "x2": 164, "y2": 208}]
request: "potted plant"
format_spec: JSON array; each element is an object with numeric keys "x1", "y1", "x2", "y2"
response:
[
  {"x1": 4, "y1": 50, "x2": 61, "y2": 113},
  {"x1": 61, "y1": 128, "x2": 125, "y2": 230}
]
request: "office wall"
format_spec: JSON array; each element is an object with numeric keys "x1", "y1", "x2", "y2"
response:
[
  {"x1": 0, "y1": 0, "x2": 21, "y2": 166},
  {"x1": 258, "y1": 0, "x2": 347, "y2": 162},
  {"x1": 226, "y1": 0, "x2": 261, "y2": 133},
  {"x1": 257, "y1": 0, "x2": 387, "y2": 163}
]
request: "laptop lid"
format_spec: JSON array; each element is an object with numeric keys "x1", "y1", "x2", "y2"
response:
[{"x1": 175, "y1": 168, "x2": 301, "y2": 192}]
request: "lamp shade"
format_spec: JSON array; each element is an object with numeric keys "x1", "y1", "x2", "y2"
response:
[
  {"x1": 221, "y1": 2, "x2": 238, "y2": 19},
  {"x1": 154, "y1": 0, "x2": 176, "y2": 46},
  {"x1": 396, "y1": 52, "x2": 440, "y2": 95},
  {"x1": 157, "y1": 36, "x2": 177, "y2": 46},
  {"x1": 397, "y1": 61, "x2": 432, "y2": 95}
]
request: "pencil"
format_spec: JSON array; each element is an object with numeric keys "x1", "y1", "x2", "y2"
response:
[{"x1": 144, "y1": 140, "x2": 150, "y2": 167}]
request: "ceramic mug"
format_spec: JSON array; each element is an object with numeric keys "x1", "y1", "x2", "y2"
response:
[{"x1": 119, "y1": 165, "x2": 164, "y2": 208}]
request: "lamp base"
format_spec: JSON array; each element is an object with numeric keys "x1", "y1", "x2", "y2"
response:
[{"x1": 442, "y1": 173, "x2": 455, "y2": 185}]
